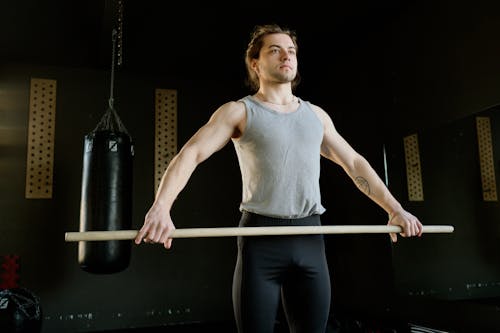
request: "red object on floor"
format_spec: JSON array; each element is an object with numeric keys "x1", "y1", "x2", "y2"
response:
[{"x1": 0, "y1": 255, "x2": 20, "y2": 289}]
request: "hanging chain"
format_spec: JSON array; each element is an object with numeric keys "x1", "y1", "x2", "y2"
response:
[
  {"x1": 108, "y1": 29, "x2": 117, "y2": 110},
  {"x1": 109, "y1": 0, "x2": 123, "y2": 109},
  {"x1": 93, "y1": 0, "x2": 130, "y2": 136},
  {"x1": 116, "y1": 0, "x2": 124, "y2": 67},
  {"x1": 95, "y1": 28, "x2": 129, "y2": 135}
]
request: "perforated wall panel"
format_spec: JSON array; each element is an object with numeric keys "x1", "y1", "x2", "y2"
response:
[
  {"x1": 154, "y1": 89, "x2": 178, "y2": 194},
  {"x1": 25, "y1": 78, "x2": 57, "y2": 199},
  {"x1": 476, "y1": 116, "x2": 497, "y2": 201},
  {"x1": 403, "y1": 133, "x2": 424, "y2": 201}
]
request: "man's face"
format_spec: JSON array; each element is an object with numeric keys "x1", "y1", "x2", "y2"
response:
[{"x1": 252, "y1": 33, "x2": 298, "y2": 84}]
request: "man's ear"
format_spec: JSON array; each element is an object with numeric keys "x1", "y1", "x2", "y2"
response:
[{"x1": 251, "y1": 59, "x2": 259, "y2": 75}]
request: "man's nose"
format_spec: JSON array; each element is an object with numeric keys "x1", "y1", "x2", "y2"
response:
[{"x1": 281, "y1": 50, "x2": 291, "y2": 60}]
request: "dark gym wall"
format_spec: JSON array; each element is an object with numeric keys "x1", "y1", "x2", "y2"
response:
[
  {"x1": 375, "y1": 2, "x2": 500, "y2": 330},
  {"x1": 383, "y1": 0, "x2": 500, "y2": 301},
  {"x1": 386, "y1": 108, "x2": 500, "y2": 299},
  {"x1": 387, "y1": 1, "x2": 500, "y2": 132},
  {"x1": 1, "y1": 0, "x2": 500, "y2": 332}
]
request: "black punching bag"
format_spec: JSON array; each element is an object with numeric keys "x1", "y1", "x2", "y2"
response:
[
  {"x1": 78, "y1": 28, "x2": 133, "y2": 274},
  {"x1": 78, "y1": 119, "x2": 134, "y2": 274}
]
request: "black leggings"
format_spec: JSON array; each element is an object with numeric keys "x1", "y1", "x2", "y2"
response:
[{"x1": 232, "y1": 212, "x2": 331, "y2": 333}]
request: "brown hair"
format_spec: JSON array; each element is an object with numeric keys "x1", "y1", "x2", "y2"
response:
[{"x1": 244, "y1": 24, "x2": 301, "y2": 92}]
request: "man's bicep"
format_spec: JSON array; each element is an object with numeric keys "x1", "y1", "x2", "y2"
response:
[
  {"x1": 183, "y1": 126, "x2": 229, "y2": 163},
  {"x1": 320, "y1": 121, "x2": 358, "y2": 170},
  {"x1": 184, "y1": 108, "x2": 239, "y2": 162}
]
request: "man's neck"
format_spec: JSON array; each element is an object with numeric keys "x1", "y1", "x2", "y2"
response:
[
  {"x1": 255, "y1": 93, "x2": 297, "y2": 106},
  {"x1": 254, "y1": 86, "x2": 295, "y2": 105}
]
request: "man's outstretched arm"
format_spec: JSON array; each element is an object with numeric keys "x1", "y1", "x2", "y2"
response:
[
  {"x1": 135, "y1": 101, "x2": 245, "y2": 248},
  {"x1": 313, "y1": 105, "x2": 423, "y2": 242}
]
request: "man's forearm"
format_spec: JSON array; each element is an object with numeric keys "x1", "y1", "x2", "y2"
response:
[
  {"x1": 351, "y1": 157, "x2": 402, "y2": 215},
  {"x1": 154, "y1": 148, "x2": 199, "y2": 210}
]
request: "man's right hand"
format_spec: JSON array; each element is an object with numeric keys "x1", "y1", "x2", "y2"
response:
[{"x1": 134, "y1": 201, "x2": 176, "y2": 249}]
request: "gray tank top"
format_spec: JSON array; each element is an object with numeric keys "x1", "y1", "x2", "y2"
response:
[{"x1": 231, "y1": 95, "x2": 326, "y2": 219}]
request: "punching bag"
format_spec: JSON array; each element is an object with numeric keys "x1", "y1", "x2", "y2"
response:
[
  {"x1": 78, "y1": 28, "x2": 133, "y2": 274},
  {"x1": 78, "y1": 106, "x2": 134, "y2": 274}
]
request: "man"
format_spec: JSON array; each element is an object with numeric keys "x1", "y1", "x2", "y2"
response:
[{"x1": 135, "y1": 24, "x2": 423, "y2": 333}]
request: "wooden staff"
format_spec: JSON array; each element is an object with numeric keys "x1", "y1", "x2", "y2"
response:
[{"x1": 65, "y1": 225, "x2": 454, "y2": 242}]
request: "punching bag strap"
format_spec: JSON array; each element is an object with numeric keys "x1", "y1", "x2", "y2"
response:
[
  {"x1": 93, "y1": 28, "x2": 130, "y2": 137},
  {"x1": 108, "y1": 29, "x2": 117, "y2": 113}
]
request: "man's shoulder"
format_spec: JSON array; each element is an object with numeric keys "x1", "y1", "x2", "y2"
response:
[
  {"x1": 302, "y1": 101, "x2": 331, "y2": 125},
  {"x1": 214, "y1": 99, "x2": 246, "y2": 124},
  {"x1": 219, "y1": 99, "x2": 246, "y2": 113}
]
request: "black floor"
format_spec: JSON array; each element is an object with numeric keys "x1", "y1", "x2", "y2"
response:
[
  {"x1": 88, "y1": 318, "x2": 408, "y2": 333},
  {"x1": 91, "y1": 322, "x2": 237, "y2": 333},
  {"x1": 87, "y1": 296, "x2": 500, "y2": 333}
]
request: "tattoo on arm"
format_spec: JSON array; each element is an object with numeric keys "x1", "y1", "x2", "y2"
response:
[{"x1": 355, "y1": 176, "x2": 371, "y2": 195}]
